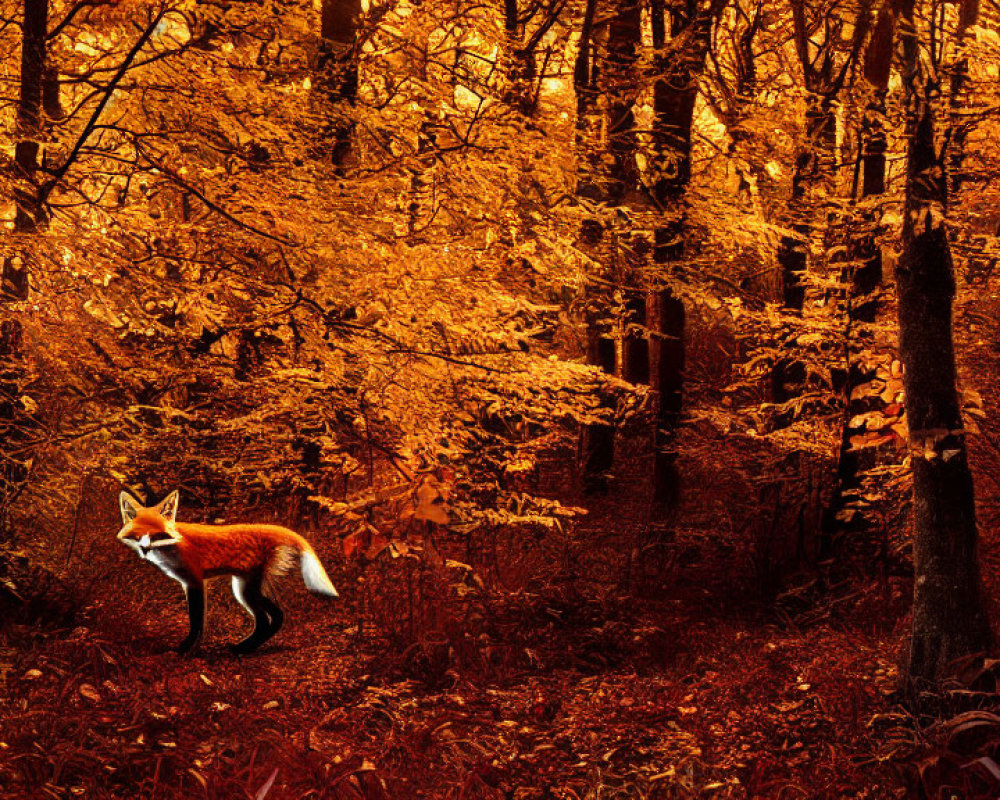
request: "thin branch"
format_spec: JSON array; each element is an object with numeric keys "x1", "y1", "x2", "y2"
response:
[
  {"x1": 136, "y1": 146, "x2": 295, "y2": 245},
  {"x1": 48, "y1": 0, "x2": 106, "y2": 39},
  {"x1": 40, "y1": 8, "x2": 171, "y2": 206},
  {"x1": 522, "y1": 0, "x2": 568, "y2": 55},
  {"x1": 386, "y1": 349, "x2": 511, "y2": 373}
]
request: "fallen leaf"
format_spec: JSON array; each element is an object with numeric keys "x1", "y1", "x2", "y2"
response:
[{"x1": 79, "y1": 683, "x2": 100, "y2": 702}]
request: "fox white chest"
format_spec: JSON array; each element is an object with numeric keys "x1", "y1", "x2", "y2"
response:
[{"x1": 141, "y1": 546, "x2": 190, "y2": 585}]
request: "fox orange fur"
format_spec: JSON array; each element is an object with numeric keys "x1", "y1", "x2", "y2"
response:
[{"x1": 117, "y1": 490, "x2": 337, "y2": 654}]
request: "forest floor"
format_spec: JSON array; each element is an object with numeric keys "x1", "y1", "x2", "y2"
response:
[
  {"x1": 0, "y1": 495, "x2": 914, "y2": 800},
  {"x1": 0, "y1": 595, "x2": 907, "y2": 800}
]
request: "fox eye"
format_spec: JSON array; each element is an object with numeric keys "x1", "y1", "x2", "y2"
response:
[{"x1": 148, "y1": 532, "x2": 175, "y2": 543}]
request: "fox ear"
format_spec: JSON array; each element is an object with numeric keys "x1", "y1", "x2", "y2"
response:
[
  {"x1": 119, "y1": 491, "x2": 141, "y2": 523},
  {"x1": 158, "y1": 490, "x2": 180, "y2": 523}
]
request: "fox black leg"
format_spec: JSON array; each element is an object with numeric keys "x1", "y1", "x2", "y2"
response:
[
  {"x1": 231, "y1": 573, "x2": 282, "y2": 654},
  {"x1": 260, "y1": 588, "x2": 284, "y2": 637},
  {"x1": 177, "y1": 584, "x2": 205, "y2": 654}
]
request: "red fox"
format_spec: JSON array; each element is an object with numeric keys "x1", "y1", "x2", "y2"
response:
[{"x1": 117, "y1": 490, "x2": 338, "y2": 654}]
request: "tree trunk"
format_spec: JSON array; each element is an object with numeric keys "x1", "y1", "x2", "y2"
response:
[
  {"x1": 622, "y1": 293, "x2": 649, "y2": 386},
  {"x1": 604, "y1": 0, "x2": 642, "y2": 207},
  {"x1": 899, "y1": 0, "x2": 991, "y2": 686},
  {"x1": 407, "y1": 119, "x2": 437, "y2": 235},
  {"x1": 502, "y1": 0, "x2": 538, "y2": 116},
  {"x1": 320, "y1": 0, "x2": 362, "y2": 171},
  {"x1": 820, "y1": 6, "x2": 894, "y2": 557},
  {"x1": 1, "y1": 0, "x2": 47, "y2": 540},
  {"x1": 572, "y1": 0, "x2": 598, "y2": 169},
  {"x1": 582, "y1": 315, "x2": 617, "y2": 493},
  {"x1": 770, "y1": 95, "x2": 836, "y2": 425},
  {"x1": 0, "y1": 253, "x2": 30, "y2": 537},
  {"x1": 771, "y1": 0, "x2": 871, "y2": 417},
  {"x1": 948, "y1": 0, "x2": 979, "y2": 196},
  {"x1": 15, "y1": 0, "x2": 47, "y2": 233},
  {"x1": 576, "y1": 0, "x2": 642, "y2": 493},
  {"x1": 647, "y1": 0, "x2": 719, "y2": 509},
  {"x1": 574, "y1": 0, "x2": 612, "y2": 491},
  {"x1": 775, "y1": 96, "x2": 836, "y2": 318}
]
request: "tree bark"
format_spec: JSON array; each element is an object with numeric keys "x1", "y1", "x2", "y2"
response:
[
  {"x1": 898, "y1": 0, "x2": 991, "y2": 686},
  {"x1": 574, "y1": 0, "x2": 612, "y2": 491},
  {"x1": 772, "y1": 2, "x2": 870, "y2": 415},
  {"x1": 604, "y1": 0, "x2": 642, "y2": 207},
  {"x1": 770, "y1": 96, "x2": 834, "y2": 420},
  {"x1": 647, "y1": 0, "x2": 720, "y2": 509},
  {"x1": 1, "y1": 0, "x2": 47, "y2": 540},
  {"x1": 503, "y1": 0, "x2": 533, "y2": 115},
  {"x1": 820, "y1": 5, "x2": 893, "y2": 557},
  {"x1": 948, "y1": 0, "x2": 979, "y2": 196},
  {"x1": 775, "y1": 95, "x2": 835, "y2": 319},
  {"x1": 582, "y1": 316, "x2": 617, "y2": 493},
  {"x1": 320, "y1": 0, "x2": 362, "y2": 171},
  {"x1": 576, "y1": 0, "x2": 642, "y2": 493},
  {"x1": 622, "y1": 293, "x2": 649, "y2": 386},
  {"x1": 15, "y1": 0, "x2": 47, "y2": 233},
  {"x1": 502, "y1": 0, "x2": 557, "y2": 116}
]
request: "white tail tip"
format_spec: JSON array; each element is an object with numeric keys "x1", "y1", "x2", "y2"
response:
[{"x1": 301, "y1": 551, "x2": 339, "y2": 597}]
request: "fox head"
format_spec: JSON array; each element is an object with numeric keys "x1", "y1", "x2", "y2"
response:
[{"x1": 117, "y1": 490, "x2": 183, "y2": 559}]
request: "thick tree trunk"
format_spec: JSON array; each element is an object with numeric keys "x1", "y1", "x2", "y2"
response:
[
  {"x1": 647, "y1": 0, "x2": 718, "y2": 509},
  {"x1": 576, "y1": 0, "x2": 642, "y2": 493},
  {"x1": 622, "y1": 293, "x2": 649, "y2": 386},
  {"x1": 15, "y1": 0, "x2": 47, "y2": 233},
  {"x1": 1, "y1": 0, "x2": 47, "y2": 540},
  {"x1": 651, "y1": 286, "x2": 684, "y2": 510},
  {"x1": 899, "y1": 1, "x2": 991, "y2": 685},
  {"x1": 604, "y1": 0, "x2": 642, "y2": 207}
]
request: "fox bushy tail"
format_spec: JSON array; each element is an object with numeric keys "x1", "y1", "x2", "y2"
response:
[{"x1": 300, "y1": 546, "x2": 339, "y2": 597}]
